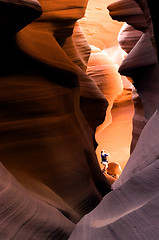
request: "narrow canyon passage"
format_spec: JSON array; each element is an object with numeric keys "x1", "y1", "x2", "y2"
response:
[
  {"x1": 1, "y1": 0, "x2": 159, "y2": 239},
  {"x1": 79, "y1": 0, "x2": 134, "y2": 170}
]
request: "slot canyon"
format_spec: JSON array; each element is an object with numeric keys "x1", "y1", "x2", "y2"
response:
[{"x1": 0, "y1": 0, "x2": 159, "y2": 239}]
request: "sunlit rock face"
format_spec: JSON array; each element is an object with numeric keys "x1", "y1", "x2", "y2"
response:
[
  {"x1": 78, "y1": 0, "x2": 134, "y2": 168},
  {"x1": 86, "y1": 46, "x2": 123, "y2": 131},
  {"x1": 38, "y1": 0, "x2": 88, "y2": 21},
  {"x1": 58, "y1": 22, "x2": 108, "y2": 131},
  {"x1": 0, "y1": 0, "x2": 112, "y2": 239}
]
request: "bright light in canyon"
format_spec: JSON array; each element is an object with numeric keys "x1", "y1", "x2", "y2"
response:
[{"x1": 79, "y1": 0, "x2": 134, "y2": 170}]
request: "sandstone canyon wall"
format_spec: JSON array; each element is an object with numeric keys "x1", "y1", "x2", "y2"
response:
[
  {"x1": 78, "y1": 0, "x2": 134, "y2": 168},
  {"x1": 0, "y1": 0, "x2": 111, "y2": 239},
  {"x1": 1, "y1": 0, "x2": 159, "y2": 239},
  {"x1": 69, "y1": 0, "x2": 159, "y2": 239},
  {"x1": 108, "y1": 0, "x2": 159, "y2": 152}
]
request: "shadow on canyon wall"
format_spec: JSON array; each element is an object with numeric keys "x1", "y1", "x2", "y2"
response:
[{"x1": 0, "y1": 0, "x2": 159, "y2": 239}]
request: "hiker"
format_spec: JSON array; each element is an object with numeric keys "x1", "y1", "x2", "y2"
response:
[
  {"x1": 101, "y1": 150, "x2": 122, "y2": 181},
  {"x1": 101, "y1": 150, "x2": 110, "y2": 173}
]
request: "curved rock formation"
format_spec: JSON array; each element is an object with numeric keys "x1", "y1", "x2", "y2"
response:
[
  {"x1": 86, "y1": 46, "x2": 123, "y2": 131},
  {"x1": 70, "y1": 113, "x2": 159, "y2": 239},
  {"x1": 69, "y1": 0, "x2": 159, "y2": 239},
  {"x1": 108, "y1": 0, "x2": 159, "y2": 152},
  {"x1": 0, "y1": 162, "x2": 75, "y2": 239},
  {"x1": 0, "y1": 0, "x2": 42, "y2": 35},
  {"x1": 56, "y1": 22, "x2": 109, "y2": 131},
  {"x1": 107, "y1": 0, "x2": 148, "y2": 32},
  {"x1": 0, "y1": 0, "x2": 112, "y2": 239},
  {"x1": 78, "y1": 0, "x2": 134, "y2": 168},
  {"x1": 118, "y1": 23, "x2": 143, "y2": 54},
  {"x1": 78, "y1": 0, "x2": 123, "y2": 49},
  {"x1": 1, "y1": 0, "x2": 159, "y2": 239}
]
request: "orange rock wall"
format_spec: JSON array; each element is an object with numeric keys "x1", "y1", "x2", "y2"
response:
[{"x1": 0, "y1": 0, "x2": 111, "y2": 239}]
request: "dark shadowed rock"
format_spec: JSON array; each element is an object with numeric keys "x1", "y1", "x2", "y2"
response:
[
  {"x1": 0, "y1": 0, "x2": 42, "y2": 35},
  {"x1": 0, "y1": 1, "x2": 111, "y2": 238}
]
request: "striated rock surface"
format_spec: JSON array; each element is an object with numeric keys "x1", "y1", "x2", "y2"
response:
[
  {"x1": 70, "y1": 112, "x2": 159, "y2": 239},
  {"x1": 108, "y1": 0, "x2": 159, "y2": 152},
  {"x1": 0, "y1": 162, "x2": 75, "y2": 239},
  {"x1": 108, "y1": 0, "x2": 148, "y2": 32},
  {"x1": 0, "y1": 0, "x2": 112, "y2": 239},
  {"x1": 118, "y1": 23, "x2": 143, "y2": 54},
  {"x1": 78, "y1": 0, "x2": 134, "y2": 168},
  {"x1": 69, "y1": 0, "x2": 159, "y2": 239},
  {"x1": 56, "y1": 22, "x2": 109, "y2": 131},
  {"x1": 86, "y1": 46, "x2": 123, "y2": 131},
  {"x1": 1, "y1": 0, "x2": 159, "y2": 239}
]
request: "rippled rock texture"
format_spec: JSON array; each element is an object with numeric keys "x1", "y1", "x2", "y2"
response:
[
  {"x1": 0, "y1": 0, "x2": 111, "y2": 239},
  {"x1": 70, "y1": 109, "x2": 159, "y2": 239},
  {"x1": 1, "y1": 0, "x2": 159, "y2": 239},
  {"x1": 69, "y1": 0, "x2": 159, "y2": 239},
  {"x1": 108, "y1": 0, "x2": 159, "y2": 152},
  {"x1": 78, "y1": 0, "x2": 134, "y2": 168}
]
